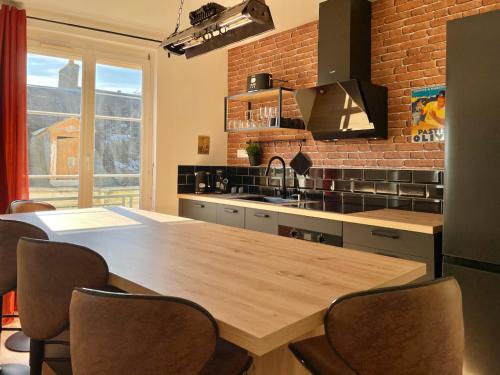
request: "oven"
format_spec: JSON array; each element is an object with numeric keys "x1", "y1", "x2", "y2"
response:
[{"x1": 278, "y1": 225, "x2": 342, "y2": 247}]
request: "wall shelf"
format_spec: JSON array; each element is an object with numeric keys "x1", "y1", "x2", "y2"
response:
[{"x1": 227, "y1": 87, "x2": 295, "y2": 102}]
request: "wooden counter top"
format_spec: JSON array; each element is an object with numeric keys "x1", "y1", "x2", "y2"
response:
[
  {"x1": 3, "y1": 207, "x2": 425, "y2": 364},
  {"x1": 178, "y1": 194, "x2": 443, "y2": 234}
]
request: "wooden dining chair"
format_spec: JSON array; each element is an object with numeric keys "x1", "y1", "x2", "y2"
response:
[
  {"x1": 68, "y1": 288, "x2": 253, "y2": 375},
  {"x1": 17, "y1": 238, "x2": 110, "y2": 375},
  {"x1": 3, "y1": 200, "x2": 55, "y2": 354},
  {"x1": 0, "y1": 220, "x2": 49, "y2": 375},
  {"x1": 6, "y1": 200, "x2": 56, "y2": 214},
  {"x1": 289, "y1": 277, "x2": 464, "y2": 375}
]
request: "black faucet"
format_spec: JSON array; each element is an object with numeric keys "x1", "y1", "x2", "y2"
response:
[{"x1": 265, "y1": 156, "x2": 287, "y2": 197}]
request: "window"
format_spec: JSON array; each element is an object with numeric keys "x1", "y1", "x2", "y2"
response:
[{"x1": 27, "y1": 50, "x2": 152, "y2": 210}]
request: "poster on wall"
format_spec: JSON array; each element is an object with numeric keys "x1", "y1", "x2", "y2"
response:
[{"x1": 411, "y1": 86, "x2": 446, "y2": 143}]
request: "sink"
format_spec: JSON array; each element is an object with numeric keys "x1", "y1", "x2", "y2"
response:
[{"x1": 238, "y1": 196, "x2": 297, "y2": 205}]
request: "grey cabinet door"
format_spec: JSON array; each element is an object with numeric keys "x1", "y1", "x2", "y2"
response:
[
  {"x1": 180, "y1": 199, "x2": 217, "y2": 223},
  {"x1": 216, "y1": 204, "x2": 245, "y2": 228},
  {"x1": 245, "y1": 208, "x2": 278, "y2": 235},
  {"x1": 343, "y1": 222, "x2": 434, "y2": 260}
]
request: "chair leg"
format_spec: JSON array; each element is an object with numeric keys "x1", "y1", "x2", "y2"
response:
[{"x1": 30, "y1": 339, "x2": 44, "y2": 375}]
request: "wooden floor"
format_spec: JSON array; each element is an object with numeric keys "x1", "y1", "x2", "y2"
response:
[{"x1": 0, "y1": 319, "x2": 29, "y2": 366}]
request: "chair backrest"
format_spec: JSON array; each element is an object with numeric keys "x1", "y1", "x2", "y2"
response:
[
  {"x1": 0, "y1": 220, "x2": 48, "y2": 295},
  {"x1": 70, "y1": 289, "x2": 218, "y2": 375},
  {"x1": 17, "y1": 238, "x2": 109, "y2": 340},
  {"x1": 324, "y1": 277, "x2": 464, "y2": 375},
  {"x1": 6, "y1": 200, "x2": 56, "y2": 214}
]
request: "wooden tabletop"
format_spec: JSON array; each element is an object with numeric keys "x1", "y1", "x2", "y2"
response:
[
  {"x1": 178, "y1": 193, "x2": 443, "y2": 234},
  {"x1": 3, "y1": 207, "x2": 426, "y2": 356}
]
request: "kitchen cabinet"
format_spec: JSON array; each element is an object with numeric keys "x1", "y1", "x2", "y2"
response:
[
  {"x1": 343, "y1": 222, "x2": 440, "y2": 281},
  {"x1": 180, "y1": 199, "x2": 217, "y2": 223},
  {"x1": 216, "y1": 204, "x2": 245, "y2": 228},
  {"x1": 245, "y1": 208, "x2": 278, "y2": 235}
]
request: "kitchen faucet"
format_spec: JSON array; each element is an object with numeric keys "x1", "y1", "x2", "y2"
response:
[{"x1": 265, "y1": 156, "x2": 287, "y2": 197}]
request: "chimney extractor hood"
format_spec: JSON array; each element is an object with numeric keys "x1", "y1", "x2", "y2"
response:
[
  {"x1": 296, "y1": 0, "x2": 388, "y2": 140},
  {"x1": 161, "y1": 0, "x2": 274, "y2": 59}
]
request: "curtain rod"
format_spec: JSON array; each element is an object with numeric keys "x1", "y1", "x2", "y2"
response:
[{"x1": 27, "y1": 15, "x2": 163, "y2": 44}]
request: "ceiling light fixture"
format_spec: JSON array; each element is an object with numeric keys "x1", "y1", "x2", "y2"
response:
[{"x1": 161, "y1": 0, "x2": 274, "y2": 59}]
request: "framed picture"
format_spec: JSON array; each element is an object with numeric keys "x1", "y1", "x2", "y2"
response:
[
  {"x1": 198, "y1": 135, "x2": 210, "y2": 155},
  {"x1": 411, "y1": 86, "x2": 446, "y2": 143}
]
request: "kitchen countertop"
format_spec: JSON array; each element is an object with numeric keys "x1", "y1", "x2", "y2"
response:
[{"x1": 178, "y1": 193, "x2": 443, "y2": 234}]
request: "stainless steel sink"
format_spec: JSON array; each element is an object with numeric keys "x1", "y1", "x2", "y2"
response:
[{"x1": 238, "y1": 196, "x2": 297, "y2": 204}]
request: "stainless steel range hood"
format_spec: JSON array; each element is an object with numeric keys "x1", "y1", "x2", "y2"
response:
[
  {"x1": 296, "y1": 0, "x2": 388, "y2": 140},
  {"x1": 161, "y1": 0, "x2": 275, "y2": 59}
]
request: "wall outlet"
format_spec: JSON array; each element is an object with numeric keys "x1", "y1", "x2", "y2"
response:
[{"x1": 237, "y1": 149, "x2": 248, "y2": 158}]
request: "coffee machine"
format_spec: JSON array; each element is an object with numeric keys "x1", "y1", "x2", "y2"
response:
[
  {"x1": 214, "y1": 169, "x2": 229, "y2": 194},
  {"x1": 195, "y1": 171, "x2": 211, "y2": 194}
]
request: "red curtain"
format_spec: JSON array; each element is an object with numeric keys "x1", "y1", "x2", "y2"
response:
[{"x1": 0, "y1": 4, "x2": 28, "y2": 325}]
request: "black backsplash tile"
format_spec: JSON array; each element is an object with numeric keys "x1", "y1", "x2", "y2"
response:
[
  {"x1": 413, "y1": 170, "x2": 441, "y2": 184},
  {"x1": 324, "y1": 168, "x2": 343, "y2": 180},
  {"x1": 414, "y1": 199, "x2": 442, "y2": 214},
  {"x1": 375, "y1": 182, "x2": 398, "y2": 195},
  {"x1": 427, "y1": 185, "x2": 444, "y2": 199},
  {"x1": 364, "y1": 169, "x2": 387, "y2": 181},
  {"x1": 399, "y1": 183, "x2": 427, "y2": 198},
  {"x1": 178, "y1": 165, "x2": 444, "y2": 215},
  {"x1": 353, "y1": 181, "x2": 375, "y2": 194},
  {"x1": 388, "y1": 197, "x2": 413, "y2": 211},
  {"x1": 308, "y1": 168, "x2": 324, "y2": 179},
  {"x1": 343, "y1": 169, "x2": 364, "y2": 180},
  {"x1": 332, "y1": 180, "x2": 353, "y2": 192},
  {"x1": 388, "y1": 170, "x2": 412, "y2": 182}
]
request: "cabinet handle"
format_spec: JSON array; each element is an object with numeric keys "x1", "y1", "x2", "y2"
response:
[
  {"x1": 371, "y1": 229, "x2": 399, "y2": 240},
  {"x1": 194, "y1": 204, "x2": 205, "y2": 208},
  {"x1": 224, "y1": 208, "x2": 238, "y2": 214},
  {"x1": 254, "y1": 213, "x2": 270, "y2": 218}
]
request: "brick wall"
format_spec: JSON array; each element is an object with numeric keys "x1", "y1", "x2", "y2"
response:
[{"x1": 227, "y1": 0, "x2": 499, "y2": 169}]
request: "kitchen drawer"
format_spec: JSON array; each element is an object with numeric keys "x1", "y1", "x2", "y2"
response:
[
  {"x1": 343, "y1": 222, "x2": 435, "y2": 260},
  {"x1": 245, "y1": 208, "x2": 278, "y2": 235},
  {"x1": 216, "y1": 204, "x2": 245, "y2": 228},
  {"x1": 344, "y1": 242, "x2": 434, "y2": 282},
  {"x1": 181, "y1": 199, "x2": 217, "y2": 223},
  {"x1": 278, "y1": 213, "x2": 342, "y2": 236}
]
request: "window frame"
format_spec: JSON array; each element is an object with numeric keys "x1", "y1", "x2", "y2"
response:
[{"x1": 27, "y1": 35, "x2": 155, "y2": 210}]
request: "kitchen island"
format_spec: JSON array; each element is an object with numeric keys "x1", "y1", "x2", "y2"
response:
[{"x1": 4, "y1": 206, "x2": 426, "y2": 375}]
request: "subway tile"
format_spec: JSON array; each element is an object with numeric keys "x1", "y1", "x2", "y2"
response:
[
  {"x1": 248, "y1": 167, "x2": 264, "y2": 176},
  {"x1": 399, "y1": 183, "x2": 426, "y2": 198},
  {"x1": 248, "y1": 185, "x2": 261, "y2": 195},
  {"x1": 227, "y1": 167, "x2": 238, "y2": 176},
  {"x1": 332, "y1": 180, "x2": 353, "y2": 192},
  {"x1": 229, "y1": 175, "x2": 243, "y2": 185},
  {"x1": 324, "y1": 168, "x2": 343, "y2": 180},
  {"x1": 342, "y1": 193, "x2": 364, "y2": 213},
  {"x1": 387, "y1": 197, "x2": 413, "y2": 211},
  {"x1": 307, "y1": 168, "x2": 324, "y2": 179},
  {"x1": 427, "y1": 185, "x2": 444, "y2": 199},
  {"x1": 242, "y1": 176, "x2": 254, "y2": 185},
  {"x1": 177, "y1": 175, "x2": 186, "y2": 185},
  {"x1": 178, "y1": 165, "x2": 195, "y2": 174},
  {"x1": 413, "y1": 170, "x2": 441, "y2": 184},
  {"x1": 387, "y1": 170, "x2": 412, "y2": 182},
  {"x1": 315, "y1": 179, "x2": 333, "y2": 191},
  {"x1": 324, "y1": 192, "x2": 343, "y2": 213},
  {"x1": 255, "y1": 176, "x2": 268, "y2": 186},
  {"x1": 353, "y1": 181, "x2": 375, "y2": 194},
  {"x1": 414, "y1": 199, "x2": 442, "y2": 214},
  {"x1": 364, "y1": 195, "x2": 388, "y2": 211},
  {"x1": 343, "y1": 169, "x2": 364, "y2": 180},
  {"x1": 364, "y1": 169, "x2": 387, "y2": 181},
  {"x1": 194, "y1": 166, "x2": 212, "y2": 173},
  {"x1": 268, "y1": 177, "x2": 282, "y2": 187},
  {"x1": 375, "y1": 182, "x2": 398, "y2": 195},
  {"x1": 286, "y1": 178, "x2": 296, "y2": 188},
  {"x1": 178, "y1": 185, "x2": 195, "y2": 194},
  {"x1": 261, "y1": 187, "x2": 276, "y2": 196},
  {"x1": 304, "y1": 190, "x2": 324, "y2": 201},
  {"x1": 186, "y1": 175, "x2": 195, "y2": 185},
  {"x1": 236, "y1": 167, "x2": 249, "y2": 176},
  {"x1": 297, "y1": 176, "x2": 315, "y2": 189}
]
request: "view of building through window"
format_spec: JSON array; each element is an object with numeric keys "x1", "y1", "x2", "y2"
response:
[{"x1": 27, "y1": 53, "x2": 142, "y2": 209}]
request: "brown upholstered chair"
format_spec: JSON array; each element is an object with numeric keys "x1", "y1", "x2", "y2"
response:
[
  {"x1": 69, "y1": 288, "x2": 253, "y2": 375},
  {"x1": 0, "y1": 220, "x2": 49, "y2": 375},
  {"x1": 289, "y1": 277, "x2": 464, "y2": 375},
  {"x1": 4, "y1": 200, "x2": 55, "y2": 354},
  {"x1": 17, "y1": 238, "x2": 110, "y2": 375},
  {"x1": 6, "y1": 200, "x2": 56, "y2": 214}
]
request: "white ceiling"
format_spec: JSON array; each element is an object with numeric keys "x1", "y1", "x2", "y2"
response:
[{"x1": 22, "y1": 0, "x2": 322, "y2": 41}]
